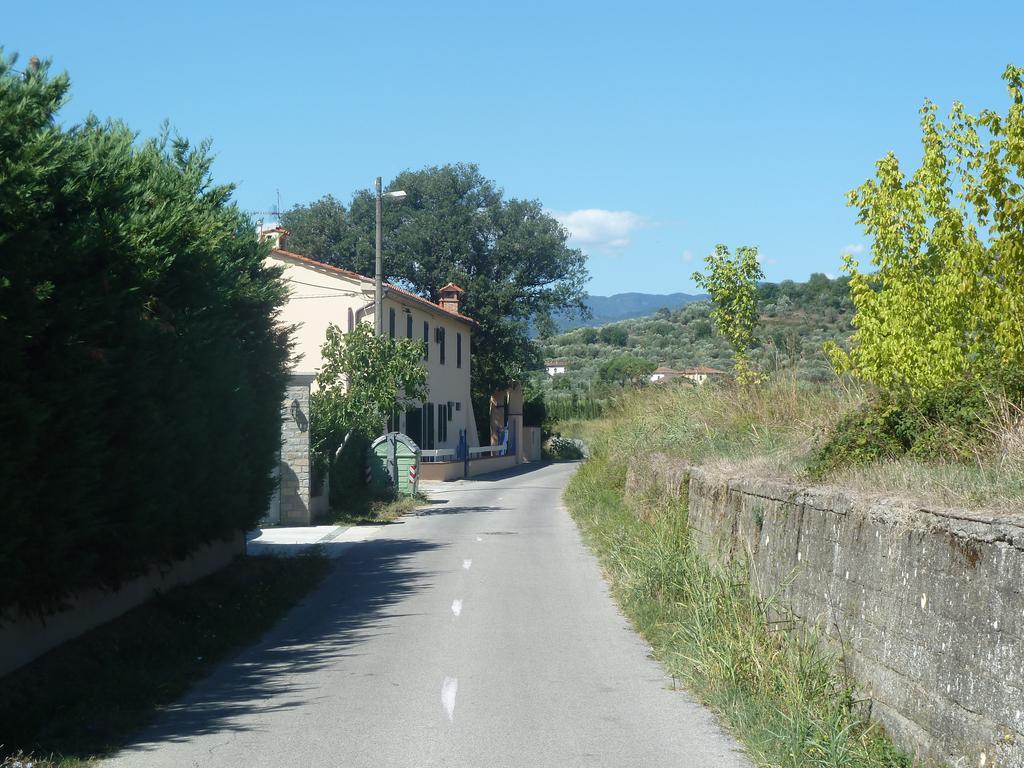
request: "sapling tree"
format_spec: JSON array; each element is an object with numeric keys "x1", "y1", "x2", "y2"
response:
[
  {"x1": 310, "y1": 322, "x2": 428, "y2": 464},
  {"x1": 692, "y1": 245, "x2": 764, "y2": 385}
]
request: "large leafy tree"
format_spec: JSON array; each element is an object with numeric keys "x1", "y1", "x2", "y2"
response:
[
  {"x1": 826, "y1": 65, "x2": 1024, "y2": 396},
  {"x1": 275, "y1": 194, "x2": 356, "y2": 264},
  {"x1": 281, "y1": 163, "x2": 589, "y2": 423},
  {"x1": 598, "y1": 355, "x2": 656, "y2": 387}
]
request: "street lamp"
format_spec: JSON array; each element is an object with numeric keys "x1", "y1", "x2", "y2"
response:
[{"x1": 375, "y1": 176, "x2": 408, "y2": 335}]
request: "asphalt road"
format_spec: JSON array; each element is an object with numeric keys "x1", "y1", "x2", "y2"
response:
[{"x1": 106, "y1": 462, "x2": 749, "y2": 767}]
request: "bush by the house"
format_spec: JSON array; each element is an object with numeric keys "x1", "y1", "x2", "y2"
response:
[
  {"x1": 0, "y1": 54, "x2": 291, "y2": 617},
  {"x1": 543, "y1": 436, "x2": 586, "y2": 461}
]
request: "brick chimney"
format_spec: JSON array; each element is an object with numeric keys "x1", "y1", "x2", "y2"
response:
[
  {"x1": 438, "y1": 283, "x2": 465, "y2": 315},
  {"x1": 258, "y1": 224, "x2": 290, "y2": 250}
]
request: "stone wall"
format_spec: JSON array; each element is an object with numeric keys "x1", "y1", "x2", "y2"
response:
[{"x1": 627, "y1": 453, "x2": 1024, "y2": 768}]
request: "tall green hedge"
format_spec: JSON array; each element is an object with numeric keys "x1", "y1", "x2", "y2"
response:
[{"x1": 0, "y1": 55, "x2": 292, "y2": 617}]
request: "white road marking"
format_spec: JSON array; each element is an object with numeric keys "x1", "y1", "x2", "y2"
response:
[
  {"x1": 441, "y1": 677, "x2": 458, "y2": 722},
  {"x1": 451, "y1": 599, "x2": 463, "y2": 617},
  {"x1": 462, "y1": 559, "x2": 472, "y2": 570},
  {"x1": 475, "y1": 536, "x2": 483, "y2": 542}
]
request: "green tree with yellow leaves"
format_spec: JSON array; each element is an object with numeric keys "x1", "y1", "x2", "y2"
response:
[
  {"x1": 827, "y1": 65, "x2": 1024, "y2": 396},
  {"x1": 692, "y1": 245, "x2": 764, "y2": 385}
]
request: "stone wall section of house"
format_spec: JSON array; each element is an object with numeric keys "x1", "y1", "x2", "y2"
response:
[
  {"x1": 626, "y1": 453, "x2": 1024, "y2": 768},
  {"x1": 279, "y1": 374, "x2": 314, "y2": 526}
]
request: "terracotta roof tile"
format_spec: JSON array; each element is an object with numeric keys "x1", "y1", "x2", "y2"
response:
[{"x1": 271, "y1": 248, "x2": 476, "y2": 326}]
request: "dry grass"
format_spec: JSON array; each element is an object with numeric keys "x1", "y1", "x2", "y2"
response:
[
  {"x1": 559, "y1": 375, "x2": 1023, "y2": 514},
  {"x1": 828, "y1": 458, "x2": 1024, "y2": 514},
  {"x1": 329, "y1": 492, "x2": 428, "y2": 526}
]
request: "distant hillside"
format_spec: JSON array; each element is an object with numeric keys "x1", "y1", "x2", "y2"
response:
[
  {"x1": 539, "y1": 274, "x2": 854, "y2": 388},
  {"x1": 555, "y1": 291, "x2": 707, "y2": 331}
]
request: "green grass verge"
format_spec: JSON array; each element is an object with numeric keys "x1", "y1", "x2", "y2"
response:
[
  {"x1": 565, "y1": 450, "x2": 913, "y2": 768},
  {"x1": 0, "y1": 552, "x2": 330, "y2": 768}
]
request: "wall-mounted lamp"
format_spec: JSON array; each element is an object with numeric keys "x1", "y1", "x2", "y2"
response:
[{"x1": 290, "y1": 398, "x2": 308, "y2": 432}]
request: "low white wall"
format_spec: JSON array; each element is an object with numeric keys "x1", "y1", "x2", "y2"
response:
[
  {"x1": 420, "y1": 453, "x2": 520, "y2": 482},
  {"x1": 467, "y1": 453, "x2": 518, "y2": 477},
  {"x1": 0, "y1": 532, "x2": 245, "y2": 678}
]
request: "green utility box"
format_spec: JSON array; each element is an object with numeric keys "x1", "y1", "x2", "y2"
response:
[{"x1": 368, "y1": 432, "x2": 420, "y2": 496}]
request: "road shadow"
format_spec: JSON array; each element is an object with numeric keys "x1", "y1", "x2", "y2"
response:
[
  {"x1": 108, "y1": 537, "x2": 442, "y2": 757},
  {"x1": 457, "y1": 460, "x2": 566, "y2": 483},
  {"x1": 411, "y1": 504, "x2": 504, "y2": 517}
]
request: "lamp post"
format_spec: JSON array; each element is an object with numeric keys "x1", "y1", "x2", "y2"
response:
[{"x1": 374, "y1": 177, "x2": 407, "y2": 335}]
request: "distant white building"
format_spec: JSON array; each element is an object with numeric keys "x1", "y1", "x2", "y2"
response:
[
  {"x1": 649, "y1": 366, "x2": 679, "y2": 383},
  {"x1": 544, "y1": 359, "x2": 569, "y2": 376},
  {"x1": 649, "y1": 365, "x2": 726, "y2": 385}
]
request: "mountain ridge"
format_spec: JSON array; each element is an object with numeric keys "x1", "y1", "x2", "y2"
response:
[{"x1": 556, "y1": 291, "x2": 707, "y2": 331}]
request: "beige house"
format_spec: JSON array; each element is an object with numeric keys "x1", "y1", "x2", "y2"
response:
[
  {"x1": 649, "y1": 365, "x2": 726, "y2": 385},
  {"x1": 266, "y1": 241, "x2": 480, "y2": 452}
]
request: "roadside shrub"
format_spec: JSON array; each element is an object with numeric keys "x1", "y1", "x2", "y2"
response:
[
  {"x1": 325, "y1": 431, "x2": 373, "y2": 512},
  {"x1": 0, "y1": 55, "x2": 290, "y2": 617},
  {"x1": 544, "y1": 435, "x2": 585, "y2": 461},
  {"x1": 808, "y1": 381, "x2": 1002, "y2": 478},
  {"x1": 546, "y1": 395, "x2": 604, "y2": 422}
]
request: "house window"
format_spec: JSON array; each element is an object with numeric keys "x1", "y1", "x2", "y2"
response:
[
  {"x1": 423, "y1": 321, "x2": 429, "y2": 361},
  {"x1": 406, "y1": 312, "x2": 413, "y2": 339},
  {"x1": 438, "y1": 326, "x2": 446, "y2": 365},
  {"x1": 406, "y1": 406, "x2": 422, "y2": 447},
  {"x1": 456, "y1": 332, "x2": 462, "y2": 368},
  {"x1": 388, "y1": 308, "x2": 396, "y2": 339},
  {"x1": 347, "y1": 308, "x2": 354, "y2": 332},
  {"x1": 437, "y1": 403, "x2": 448, "y2": 443},
  {"x1": 426, "y1": 402, "x2": 435, "y2": 448}
]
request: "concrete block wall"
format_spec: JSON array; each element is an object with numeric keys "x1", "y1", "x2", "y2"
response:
[
  {"x1": 627, "y1": 453, "x2": 1024, "y2": 768},
  {"x1": 279, "y1": 374, "x2": 314, "y2": 526}
]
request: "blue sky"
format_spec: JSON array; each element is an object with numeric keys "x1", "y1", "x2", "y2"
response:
[{"x1": 6, "y1": 1, "x2": 1023, "y2": 296}]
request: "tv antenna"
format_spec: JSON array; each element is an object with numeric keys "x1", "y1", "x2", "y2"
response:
[{"x1": 254, "y1": 189, "x2": 283, "y2": 222}]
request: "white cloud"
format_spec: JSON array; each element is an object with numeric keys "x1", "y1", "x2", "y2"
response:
[
  {"x1": 841, "y1": 243, "x2": 865, "y2": 255},
  {"x1": 756, "y1": 252, "x2": 780, "y2": 267},
  {"x1": 681, "y1": 249, "x2": 694, "y2": 263},
  {"x1": 550, "y1": 209, "x2": 647, "y2": 252}
]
